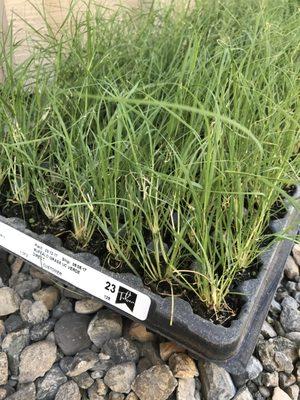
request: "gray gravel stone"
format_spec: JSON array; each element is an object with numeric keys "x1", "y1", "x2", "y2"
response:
[
  {"x1": 18, "y1": 340, "x2": 57, "y2": 383},
  {"x1": 246, "y1": 357, "x2": 263, "y2": 381},
  {"x1": 109, "y1": 393, "x2": 125, "y2": 400},
  {"x1": 169, "y1": 352, "x2": 199, "y2": 378},
  {"x1": 285, "y1": 281, "x2": 297, "y2": 293},
  {"x1": 1, "y1": 328, "x2": 30, "y2": 375},
  {"x1": 261, "y1": 321, "x2": 277, "y2": 339},
  {"x1": 273, "y1": 320, "x2": 286, "y2": 337},
  {"x1": 54, "y1": 312, "x2": 91, "y2": 355},
  {"x1": 88, "y1": 378, "x2": 108, "y2": 398},
  {"x1": 65, "y1": 349, "x2": 98, "y2": 377},
  {"x1": 256, "y1": 337, "x2": 297, "y2": 373},
  {"x1": 284, "y1": 331, "x2": 300, "y2": 345},
  {"x1": 8, "y1": 272, "x2": 27, "y2": 287},
  {"x1": 275, "y1": 352, "x2": 295, "y2": 374},
  {"x1": 104, "y1": 362, "x2": 136, "y2": 394},
  {"x1": 286, "y1": 384, "x2": 299, "y2": 400},
  {"x1": 46, "y1": 331, "x2": 56, "y2": 343},
  {"x1": 125, "y1": 393, "x2": 139, "y2": 400},
  {"x1": 0, "y1": 352, "x2": 8, "y2": 385},
  {"x1": 33, "y1": 286, "x2": 60, "y2": 310},
  {"x1": 198, "y1": 360, "x2": 236, "y2": 400},
  {"x1": 102, "y1": 337, "x2": 139, "y2": 364},
  {"x1": 296, "y1": 363, "x2": 300, "y2": 382},
  {"x1": 280, "y1": 296, "x2": 300, "y2": 333},
  {"x1": 90, "y1": 360, "x2": 115, "y2": 378},
  {"x1": 75, "y1": 298, "x2": 103, "y2": 314},
  {"x1": 270, "y1": 299, "x2": 281, "y2": 315},
  {"x1": 136, "y1": 357, "x2": 153, "y2": 374},
  {"x1": 259, "y1": 386, "x2": 271, "y2": 397},
  {"x1": 246, "y1": 381, "x2": 258, "y2": 394},
  {"x1": 0, "y1": 320, "x2": 5, "y2": 341},
  {"x1": 233, "y1": 387, "x2": 253, "y2": 400},
  {"x1": 194, "y1": 377, "x2": 201, "y2": 400},
  {"x1": 131, "y1": 364, "x2": 177, "y2": 400},
  {"x1": 253, "y1": 392, "x2": 264, "y2": 400},
  {"x1": 0, "y1": 385, "x2": 14, "y2": 400},
  {"x1": 281, "y1": 295, "x2": 298, "y2": 309},
  {"x1": 6, "y1": 383, "x2": 36, "y2": 400},
  {"x1": 176, "y1": 378, "x2": 198, "y2": 400},
  {"x1": 139, "y1": 341, "x2": 162, "y2": 366},
  {"x1": 0, "y1": 287, "x2": 20, "y2": 316},
  {"x1": 293, "y1": 291, "x2": 300, "y2": 303},
  {"x1": 284, "y1": 255, "x2": 299, "y2": 280},
  {"x1": 13, "y1": 277, "x2": 41, "y2": 299},
  {"x1": 260, "y1": 371, "x2": 278, "y2": 388},
  {"x1": 275, "y1": 287, "x2": 289, "y2": 303},
  {"x1": 52, "y1": 297, "x2": 73, "y2": 319},
  {"x1": 20, "y1": 299, "x2": 49, "y2": 325},
  {"x1": 272, "y1": 387, "x2": 292, "y2": 400},
  {"x1": 72, "y1": 371, "x2": 94, "y2": 389},
  {"x1": 90, "y1": 370, "x2": 104, "y2": 380},
  {"x1": 292, "y1": 244, "x2": 300, "y2": 265},
  {"x1": 278, "y1": 372, "x2": 296, "y2": 388},
  {"x1": 30, "y1": 318, "x2": 56, "y2": 342},
  {"x1": 36, "y1": 364, "x2": 67, "y2": 400},
  {"x1": 10, "y1": 258, "x2": 24, "y2": 275},
  {"x1": 4, "y1": 314, "x2": 25, "y2": 334},
  {"x1": 59, "y1": 356, "x2": 74, "y2": 374},
  {"x1": 88, "y1": 309, "x2": 123, "y2": 348},
  {"x1": 54, "y1": 381, "x2": 81, "y2": 400}
]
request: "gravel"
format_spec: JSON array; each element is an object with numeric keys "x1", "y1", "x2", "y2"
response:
[
  {"x1": 177, "y1": 377, "x2": 198, "y2": 400},
  {"x1": 0, "y1": 244, "x2": 299, "y2": 399},
  {"x1": 169, "y1": 352, "x2": 199, "y2": 378},
  {"x1": 36, "y1": 365, "x2": 67, "y2": 400},
  {"x1": 64, "y1": 349, "x2": 98, "y2": 377},
  {"x1": 131, "y1": 365, "x2": 177, "y2": 400},
  {"x1": 102, "y1": 337, "x2": 140, "y2": 364},
  {"x1": 54, "y1": 381, "x2": 81, "y2": 400},
  {"x1": 32, "y1": 286, "x2": 60, "y2": 310},
  {"x1": 18, "y1": 340, "x2": 57, "y2": 383},
  {"x1": 87, "y1": 310, "x2": 123, "y2": 348},
  {"x1": 0, "y1": 352, "x2": 8, "y2": 385},
  {"x1": 20, "y1": 299, "x2": 49, "y2": 325},
  {"x1": 199, "y1": 360, "x2": 236, "y2": 400},
  {"x1": 6, "y1": 382, "x2": 36, "y2": 400},
  {"x1": 0, "y1": 287, "x2": 20, "y2": 316},
  {"x1": 75, "y1": 298, "x2": 103, "y2": 314},
  {"x1": 1, "y1": 327, "x2": 30, "y2": 375},
  {"x1": 54, "y1": 312, "x2": 92, "y2": 355},
  {"x1": 104, "y1": 362, "x2": 136, "y2": 393}
]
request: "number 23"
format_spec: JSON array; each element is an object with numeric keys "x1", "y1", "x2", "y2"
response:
[{"x1": 105, "y1": 281, "x2": 116, "y2": 293}]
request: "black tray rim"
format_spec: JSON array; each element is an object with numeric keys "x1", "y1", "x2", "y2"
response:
[{"x1": 0, "y1": 186, "x2": 299, "y2": 374}]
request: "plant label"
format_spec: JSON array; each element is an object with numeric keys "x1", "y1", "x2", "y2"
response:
[{"x1": 0, "y1": 221, "x2": 151, "y2": 320}]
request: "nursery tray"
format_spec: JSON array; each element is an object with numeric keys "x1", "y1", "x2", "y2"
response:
[{"x1": 0, "y1": 186, "x2": 299, "y2": 375}]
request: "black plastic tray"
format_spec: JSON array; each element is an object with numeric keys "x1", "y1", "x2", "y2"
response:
[{"x1": 0, "y1": 186, "x2": 299, "y2": 374}]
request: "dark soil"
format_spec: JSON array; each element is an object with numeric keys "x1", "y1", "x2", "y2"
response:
[{"x1": 0, "y1": 183, "x2": 297, "y2": 326}]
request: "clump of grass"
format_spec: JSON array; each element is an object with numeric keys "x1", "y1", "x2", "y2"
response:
[{"x1": 0, "y1": 0, "x2": 299, "y2": 317}]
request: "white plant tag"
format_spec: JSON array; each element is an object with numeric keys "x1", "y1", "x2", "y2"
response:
[{"x1": 0, "y1": 221, "x2": 151, "y2": 320}]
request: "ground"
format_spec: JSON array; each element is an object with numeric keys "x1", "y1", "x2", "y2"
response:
[{"x1": 0, "y1": 244, "x2": 299, "y2": 400}]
